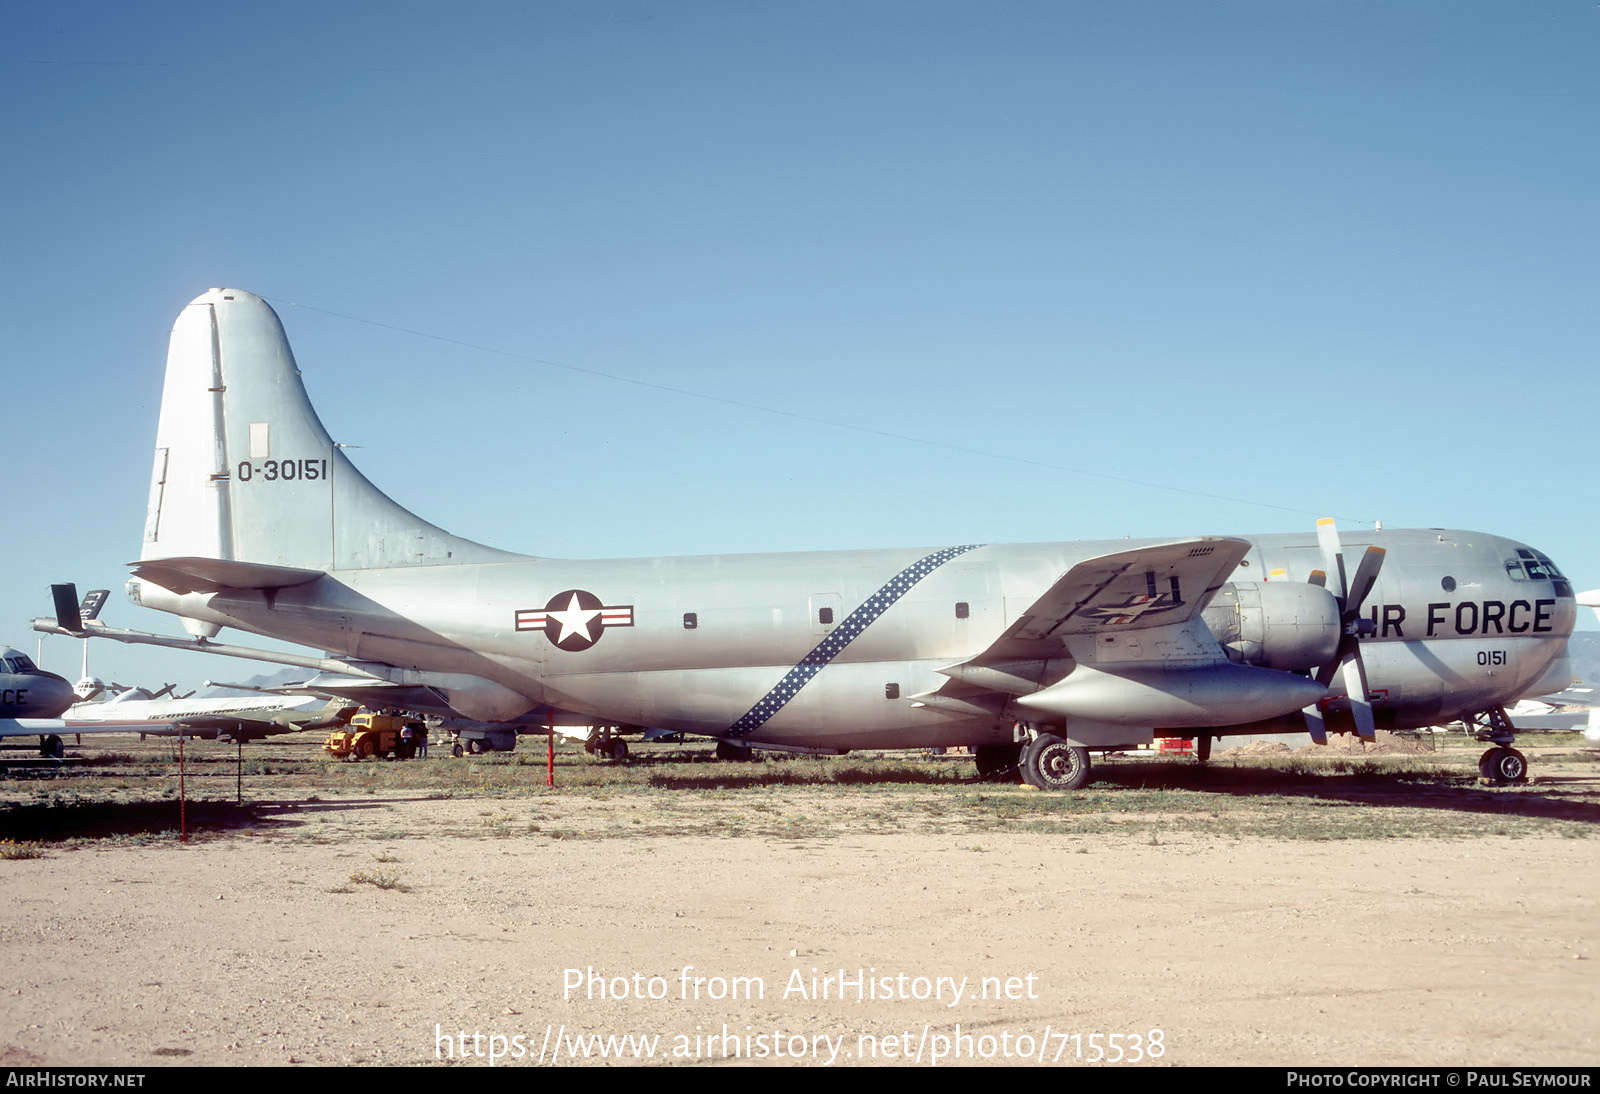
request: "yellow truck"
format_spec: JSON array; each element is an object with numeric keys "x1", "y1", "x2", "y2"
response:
[{"x1": 323, "y1": 710, "x2": 425, "y2": 760}]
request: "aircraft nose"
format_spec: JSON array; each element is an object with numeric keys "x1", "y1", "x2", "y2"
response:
[{"x1": 35, "y1": 672, "x2": 77, "y2": 717}]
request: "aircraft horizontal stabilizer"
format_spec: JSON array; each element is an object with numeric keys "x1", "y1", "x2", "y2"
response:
[{"x1": 129, "y1": 556, "x2": 326, "y2": 595}]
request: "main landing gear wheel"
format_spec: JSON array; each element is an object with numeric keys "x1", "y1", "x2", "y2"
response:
[
  {"x1": 41, "y1": 734, "x2": 64, "y2": 759},
  {"x1": 1021, "y1": 734, "x2": 1092, "y2": 790},
  {"x1": 974, "y1": 744, "x2": 1023, "y2": 782},
  {"x1": 716, "y1": 741, "x2": 753, "y2": 762},
  {"x1": 606, "y1": 739, "x2": 628, "y2": 761},
  {"x1": 1479, "y1": 747, "x2": 1527, "y2": 784},
  {"x1": 451, "y1": 742, "x2": 464, "y2": 758}
]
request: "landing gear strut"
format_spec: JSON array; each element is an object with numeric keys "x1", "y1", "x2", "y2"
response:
[
  {"x1": 1464, "y1": 706, "x2": 1529, "y2": 785},
  {"x1": 583, "y1": 726, "x2": 630, "y2": 762}
]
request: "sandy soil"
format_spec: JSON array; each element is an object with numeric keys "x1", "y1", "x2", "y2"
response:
[{"x1": 2, "y1": 778, "x2": 1597, "y2": 1068}]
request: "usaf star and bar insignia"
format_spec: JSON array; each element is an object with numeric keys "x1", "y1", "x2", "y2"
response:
[
  {"x1": 516, "y1": 590, "x2": 634, "y2": 651},
  {"x1": 1081, "y1": 571, "x2": 1186, "y2": 626}
]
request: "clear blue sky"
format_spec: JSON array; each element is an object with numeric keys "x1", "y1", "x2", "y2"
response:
[{"x1": 4, "y1": 1, "x2": 1596, "y2": 687}]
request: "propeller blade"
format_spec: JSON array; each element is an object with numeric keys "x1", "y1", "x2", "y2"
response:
[
  {"x1": 1349, "y1": 697, "x2": 1376, "y2": 741},
  {"x1": 1303, "y1": 704, "x2": 1329, "y2": 745},
  {"x1": 1344, "y1": 546, "x2": 1386, "y2": 617},
  {"x1": 1315, "y1": 518, "x2": 1347, "y2": 603},
  {"x1": 1340, "y1": 653, "x2": 1376, "y2": 741},
  {"x1": 1304, "y1": 520, "x2": 1383, "y2": 743}
]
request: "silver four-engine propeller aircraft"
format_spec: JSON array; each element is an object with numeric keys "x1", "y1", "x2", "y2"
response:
[{"x1": 35, "y1": 289, "x2": 1579, "y2": 787}]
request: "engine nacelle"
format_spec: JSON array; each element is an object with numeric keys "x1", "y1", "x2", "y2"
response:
[{"x1": 1201, "y1": 581, "x2": 1341, "y2": 671}]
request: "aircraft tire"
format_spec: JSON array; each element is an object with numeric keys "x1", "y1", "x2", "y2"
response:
[
  {"x1": 974, "y1": 744, "x2": 1022, "y2": 782},
  {"x1": 607, "y1": 739, "x2": 628, "y2": 761},
  {"x1": 467, "y1": 739, "x2": 483, "y2": 755},
  {"x1": 41, "y1": 735, "x2": 64, "y2": 759},
  {"x1": 716, "y1": 741, "x2": 753, "y2": 762},
  {"x1": 451, "y1": 743, "x2": 464, "y2": 758},
  {"x1": 1023, "y1": 734, "x2": 1091, "y2": 791},
  {"x1": 1479, "y1": 747, "x2": 1527, "y2": 783}
]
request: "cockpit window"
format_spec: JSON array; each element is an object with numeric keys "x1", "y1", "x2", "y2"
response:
[{"x1": 1506, "y1": 551, "x2": 1571, "y2": 595}]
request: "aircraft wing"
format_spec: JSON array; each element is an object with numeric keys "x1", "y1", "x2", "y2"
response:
[
  {"x1": 971, "y1": 537, "x2": 1251, "y2": 663},
  {"x1": 919, "y1": 537, "x2": 1330, "y2": 735},
  {"x1": 919, "y1": 537, "x2": 1256, "y2": 715},
  {"x1": 0, "y1": 718, "x2": 179, "y2": 737},
  {"x1": 1528, "y1": 685, "x2": 1600, "y2": 709},
  {"x1": 153, "y1": 716, "x2": 302, "y2": 739},
  {"x1": 60, "y1": 694, "x2": 350, "y2": 740},
  {"x1": 1506, "y1": 685, "x2": 1600, "y2": 735}
]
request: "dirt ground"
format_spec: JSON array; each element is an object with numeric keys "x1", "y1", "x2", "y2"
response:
[{"x1": 1, "y1": 742, "x2": 1597, "y2": 1068}]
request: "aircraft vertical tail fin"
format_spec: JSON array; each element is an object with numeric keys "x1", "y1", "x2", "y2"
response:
[{"x1": 141, "y1": 289, "x2": 521, "y2": 574}]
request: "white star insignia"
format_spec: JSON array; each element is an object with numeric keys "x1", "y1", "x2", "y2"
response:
[{"x1": 547, "y1": 592, "x2": 602, "y2": 644}]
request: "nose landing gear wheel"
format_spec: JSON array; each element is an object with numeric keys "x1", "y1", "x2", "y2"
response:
[
  {"x1": 1022, "y1": 734, "x2": 1092, "y2": 790},
  {"x1": 1478, "y1": 747, "x2": 1527, "y2": 784}
]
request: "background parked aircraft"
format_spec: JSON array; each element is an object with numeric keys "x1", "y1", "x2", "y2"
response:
[
  {"x1": 62, "y1": 689, "x2": 355, "y2": 743},
  {"x1": 0, "y1": 643, "x2": 170, "y2": 757}
]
